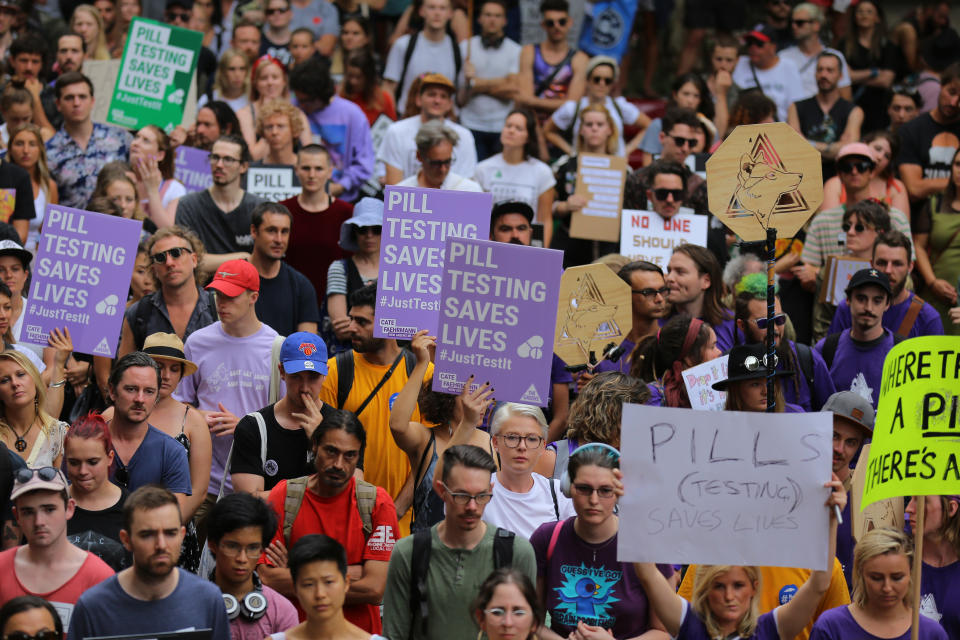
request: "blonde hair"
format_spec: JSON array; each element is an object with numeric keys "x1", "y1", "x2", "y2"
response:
[
  {"x1": 214, "y1": 49, "x2": 250, "y2": 97},
  {"x1": 0, "y1": 350, "x2": 57, "y2": 440},
  {"x1": 92, "y1": 162, "x2": 145, "y2": 220},
  {"x1": 851, "y1": 528, "x2": 913, "y2": 608},
  {"x1": 577, "y1": 103, "x2": 618, "y2": 156},
  {"x1": 8, "y1": 124, "x2": 53, "y2": 202},
  {"x1": 489, "y1": 403, "x2": 548, "y2": 440},
  {"x1": 691, "y1": 565, "x2": 761, "y2": 639},
  {"x1": 256, "y1": 99, "x2": 304, "y2": 138},
  {"x1": 72, "y1": 5, "x2": 111, "y2": 60}
]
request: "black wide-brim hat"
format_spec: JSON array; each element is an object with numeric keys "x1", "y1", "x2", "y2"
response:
[{"x1": 712, "y1": 343, "x2": 794, "y2": 391}]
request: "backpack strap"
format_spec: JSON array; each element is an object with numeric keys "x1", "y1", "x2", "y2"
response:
[
  {"x1": 394, "y1": 31, "x2": 421, "y2": 102},
  {"x1": 410, "y1": 527, "x2": 432, "y2": 636},
  {"x1": 402, "y1": 348, "x2": 416, "y2": 377},
  {"x1": 493, "y1": 527, "x2": 515, "y2": 569},
  {"x1": 251, "y1": 411, "x2": 269, "y2": 472},
  {"x1": 534, "y1": 45, "x2": 577, "y2": 97},
  {"x1": 794, "y1": 342, "x2": 816, "y2": 392},
  {"x1": 336, "y1": 350, "x2": 355, "y2": 409},
  {"x1": 449, "y1": 29, "x2": 461, "y2": 86},
  {"x1": 546, "y1": 518, "x2": 565, "y2": 563},
  {"x1": 132, "y1": 294, "x2": 156, "y2": 350},
  {"x1": 283, "y1": 476, "x2": 310, "y2": 546},
  {"x1": 549, "y1": 477, "x2": 560, "y2": 520},
  {"x1": 552, "y1": 438, "x2": 570, "y2": 480},
  {"x1": 896, "y1": 295, "x2": 925, "y2": 339},
  {"x1": 354, "y1": 479, "x2": 377, "y2": 538},
  {"x1": 268, "y1": 335, "x2": 284, "y2": 404},
  {"x1": 822, "y1": 332, "x2": 841, "y2": 368}
]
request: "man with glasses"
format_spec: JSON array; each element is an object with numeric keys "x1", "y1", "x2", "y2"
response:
[
  {"x1": 260, "y1": 0, "x2": 294, "y2": 65},
  {"x1": 732, "y1": 23, "x2": 804, "y2": 123},
  {"x1": 383, "y1": 444, "x2": 536, "y2": 640},
  {"x1": 175, "y1": 134, "x2": 266, "y2": 272},
  {"x1": 624, "y1": 109, "x2": 705, "y2": 212},
  {"x1": 0, "y1": 466, "x2": 113, "y2": 623},
  {"x1": 594, "y1": 261, "x2": 668, "y2": 375},
  {"x1": 780, "y1": 4, "x2": 852, "y2": 101},
  {"x1": 396, "y1": 119, "x2": 482, "y2": 191},
  {"x1": 259, "y1": 410, "x2": 397, "y2": 634},
  {"x1": 206, "y1": 493, "x2": 298, "y2": 639},
  {"x1": 483, "y1": 403, "x2": 574, "y2": 539}
]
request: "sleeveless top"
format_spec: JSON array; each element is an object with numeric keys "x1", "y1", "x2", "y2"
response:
[
  {"x1": 533, "y1": 44, "x2": 575, "y2": 99},
  {"x1": 411, "y1": 431, "x2": 444, "y2": 533},
  {"x1": 176, "y1": 406, "x2": 191, "y2": 450}
]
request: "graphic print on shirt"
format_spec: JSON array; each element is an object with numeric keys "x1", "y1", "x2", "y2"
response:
[
  {"x1": 553, "y1": 563, "x2": 620, "y2": 628},
  {"x1": 849, "y1": 372, "x2": 873, "y2": 401},
  {"x1": 926, "y1": 132, "x2": 959, "y2": 180},
  {"x1": 920, "y1": 593, "x2": 942, "y2": 623}
]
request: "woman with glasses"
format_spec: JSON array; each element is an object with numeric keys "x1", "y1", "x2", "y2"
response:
[
  {"x1": 544, "y1": 56, "x2": 650, "y2": 158},
  {"x1": 236, "y1": 55, "x2": 312, "y2": 160},
  {"x1": 325, "y1": 199, "x2": 381, "y2": 349},
  {"x1": 0, "y1": 596, "x2": 64, "y2": 640},
  {"x1": 471, "y1": 569, "x2": 543, "y2": 640},
  {"x1": 388, "y1": 329, "x2": 495, "y2": 532},
  {"x1": 531, "y1": 444, "x2": 670, "y2": 640},
  {"x1": 64, "y1": 414, "x2": 130, "y2": 571},
  {"x1": 639, "y1": 73, "x2": 715, "y2": 166},
  {"x1": 70, "y1": 5, "x2": 110, "y2": 61},
  {"x1": 713, "y1": 343, "x2": 799, "y2": 413},
  {"x1": 822, "y1": 133, "x2": 909, "y2": 213}
]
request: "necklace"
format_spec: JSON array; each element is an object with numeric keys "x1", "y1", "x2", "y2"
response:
[{"x1": 11, "y1": 417, "x2": 36, "y2": 452}]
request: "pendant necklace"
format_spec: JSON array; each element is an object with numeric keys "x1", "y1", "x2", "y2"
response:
[{"x1": 11, "y1": 418, "x2": 36, "y2": 452}]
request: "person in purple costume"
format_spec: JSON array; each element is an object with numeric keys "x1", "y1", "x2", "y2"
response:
[
  {"x1": 810, "y1": 528, "x2": 949, "y2": 640},
  {"x1": 631, "y1": 314, "x2": 722, "y2": 408},
  {"x1": 905, "y1": 495, "x2": 960, "y2": 639},
  {"x1": 665, "y1": 244, "x2": 736, "y2": 352},
  {"x1": 634, "y1": 472, "x2": 847, "y2": 640}
]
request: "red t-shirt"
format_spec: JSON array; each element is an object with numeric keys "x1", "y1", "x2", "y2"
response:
[
  {"x1": 0, "y1": 547, "x2": 114, "y2": 627},
  {"x1": 261, "y1": 476, "x2": 398, "y2": 633},
  {"x1": 279, "y1": 196, "x2": 353, "y2": 298}
]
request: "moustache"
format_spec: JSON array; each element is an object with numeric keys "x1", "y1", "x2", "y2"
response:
[
  {"x1": 323, "y1": 467, "x2": 346, "y2": 479},
  {"x1": 508, "y1": 238, "x2": 524, "y2": 245}
]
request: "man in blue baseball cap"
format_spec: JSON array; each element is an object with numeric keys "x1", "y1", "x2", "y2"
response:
[{"x1": 231, "y1": 331, "x2": 336, "y2": 500}]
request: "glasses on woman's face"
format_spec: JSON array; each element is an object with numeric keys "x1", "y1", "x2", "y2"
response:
[
  {"x1": 356, "y1": 225, "x2": 382, "y2": 236},
  {"x1": 590, "y1": 75, "x2": 613, "y2": 86},
  {"x1": 571, "y1": 484, "x2": 616, "y2": 499},
  {"x1": 842, "y1": 221, "x2": 871, "y2": 234},
  {"x1": 742, "y1": 353, "x2": 778, "y2": 371},
  {"x1": 498, "y1": 433, "x2": 544, "y2": 449}
]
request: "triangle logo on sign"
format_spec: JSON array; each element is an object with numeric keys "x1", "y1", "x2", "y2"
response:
[
  {"x1": 724, "y1": 132, "x2": 809, "y2": 219},
  {"x1": 520, "y1": 384, "x2": 542, "y2": 404},
  {"x1": 93, "y1": 337, "x2": 112, "y2": 355}
]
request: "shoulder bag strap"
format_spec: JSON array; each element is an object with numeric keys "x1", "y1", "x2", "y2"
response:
[
  {"x1": 896, "y1": 295, "x2": 926, "y2": 339},
  {"x1": 283, "y1": 476, "x2": 310, "y2": 546},
  {"x1": 354, "y1": 351, "x2": 406, "y2": 417}
]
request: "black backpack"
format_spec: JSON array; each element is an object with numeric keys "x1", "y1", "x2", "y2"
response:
[{"x1": 820, "y1": 331, "x2": 904, "y2": 368}]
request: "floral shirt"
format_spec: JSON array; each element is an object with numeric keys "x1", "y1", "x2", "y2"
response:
[{"x1": 46, "y1": 123, "x2": 132, "y2": 209}]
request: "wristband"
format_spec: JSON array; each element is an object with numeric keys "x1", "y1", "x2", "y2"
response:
[{"x1": 49, "y1": 379, "x2": 66, "y2": 388}]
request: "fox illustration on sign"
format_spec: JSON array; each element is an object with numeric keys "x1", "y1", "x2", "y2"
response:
[{"x1": 734, "y1": 152, "x2": 802, "y2": 228}]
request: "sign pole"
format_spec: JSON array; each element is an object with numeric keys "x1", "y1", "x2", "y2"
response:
[
  {"x1": 765, "y1": 227, "x2": 776, "y2": 413},
  {"x1": 910, "y1": 496, "x2": 924, "y2": 640}
]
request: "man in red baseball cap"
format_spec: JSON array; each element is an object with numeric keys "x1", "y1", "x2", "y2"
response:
[{"x1": 732, "y1": 22, "x2": 804, "y2": 122}]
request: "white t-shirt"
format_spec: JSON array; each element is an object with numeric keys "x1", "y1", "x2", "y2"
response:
[
  {"x1": 473, "y1": 154, "x2": 555, "y2": 220},
  {"x1": 550, "y1": 96, "x2": 641, "y2": 157},
  {"x1": 483, "y1": 472, "x2": 575, "y2": 539},
  {"x1": 383, "y1": 32, "x2": 459, "y2": 114},
  {"x1": 396, "y1": 171, "x2": 484, "y2": 192},
  {"x1": 732, "y1": 55, "x2": 805, "y2": 123},
  {"x1": 378, "y1": 115, "x2": 478, "y2": 180},
  {"x1": 779, "y1": 45, "x2": 852, "y2": 100},
  {"x1": 457, "y1": 35, "x2": 522, "y2": 132},
  {"x1": 197, "y1": 91, "x2": 249, "y2": 115}
]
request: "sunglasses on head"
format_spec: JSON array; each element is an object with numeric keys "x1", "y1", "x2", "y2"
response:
[
  {"x1": 752, "y1": 313, "x2": 786, "y2": 329},
  {"x1": 842, "y1": 221, "x2": 870, "y2": 233},
  {"x1": 590, "y1": 75, "x2": 613, "y2": 85},
  {"x1": 838, "y1": 159, "x2": 874, "y2": 174},
  {"x1": 543, "y1": 17, "x2": 567, "y2": 27},
  {"x1": 653, "y1": 188, "x2": 684, "y2": 201},
  {"x1": 743, "y1": 353, "x2": 778, "y2": 371},
  {"x1": 669, "y1": 135, "x2": 697, "y2": 149},
  {"x1": 150, "y1": 246, "x2": 193, "y2": 264},
  {"x1": 15, "y1": 466, "x2": 62, "y2": 485}
]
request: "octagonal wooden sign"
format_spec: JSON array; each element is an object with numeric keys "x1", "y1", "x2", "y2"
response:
[
  {"x1": 554, "y1": 264, "x2": 632, "y2": 367},
  {"x1": 706, "y1": 122, "x2": 823, "y2": 242}
]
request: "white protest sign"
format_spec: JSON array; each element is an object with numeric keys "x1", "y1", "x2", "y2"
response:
[
  {"x1": 245, "y1": 166, "x2": 301, "y2": 201},
  {"x1": 682, "y1": 355, "x2": 729, "y2": 411},
  {"x1": 618, "y1": 405, "x2": 833, "y2": 570},
  {"x1": 619, "y1": 208, "x2": 708, "y2": 267}
]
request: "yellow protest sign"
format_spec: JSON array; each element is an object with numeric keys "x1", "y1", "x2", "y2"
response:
[{"x1": 862, "y1": 336, "x2": 960, "y2": 508}]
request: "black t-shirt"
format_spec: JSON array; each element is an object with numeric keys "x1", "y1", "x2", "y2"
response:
[
  {"x1": 255, "y1": 262, "x2": 321, "y2": 337},
  {"x1": 174, "y1": 190, "x2": 266, "y2": 254},
  {"x1": 0, "y1": 160, "x2": 37, "y2": 223},
  {"x1": 897, "y1": 113, "x2": 960, "y2": 183},
  {"x1": 231, "y1": 402, "x2": 337, "y2": 490},
  {"x1": 842, "y1": 39, "x2": 906, "y2": 132},
  {"x1": 67, "y1": 488, "x2": 130, "y2": 571}
]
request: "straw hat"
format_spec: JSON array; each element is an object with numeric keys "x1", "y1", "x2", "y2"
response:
[{"x1": 143, "y1": 333, "x2": 198, "y2": 376}]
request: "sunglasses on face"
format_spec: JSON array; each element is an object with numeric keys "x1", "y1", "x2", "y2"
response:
[
  {"x1": 423, "y1": 157, "x2": 453, "y2": 168},
  {"x1": 653, "y1": 188, "x2": 684, "y2": 201},
  {"x1": 265, "y1": 7, "x2": 289, "y2": 14},
  {"x1": 743, "y1": 353, "x2": 778, "y2": 370},
  {"x1": 590, "y1": 75, "x2": 614, "y2": 85},
  {"x1": 838, "y1": 159, "x2": 874, "y2": 174},
  {"x1": 356, "y1": 225, "x2": 382, "y2": 235},
  {"x1": 633, "y1": 286, "x2": 670, "y2": 297},
  {"x1": 150, "y1": 246, "x2": 194, "y2": 264},
  {"x1": 791, "y1": 18, "x2": 812, "y2": 26},
  {"x1": 543, "y1": 17, "x2": 567, "y2": 27},
  {"x1": 745, "y1": 38, "x2": 766, "y2": 48},
  {"x1": 842, "y1": 221, "x2": 871, "y2": 234},
  {"x1": 669, "y1": 135, "x2": 697, "y2": 148},
  {"x1": 752, "y1": 313, "x2": 786, "y2": 329}
]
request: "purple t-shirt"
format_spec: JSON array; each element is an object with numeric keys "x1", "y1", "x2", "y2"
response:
[
  {"x1": 529, "y1": 517, "x2": 673, "y2": 639},
  {"x1": 829, "y1": 293, "x2": 945, "y2": 339},
  {"x1": 782, "y1": 341, "x2": 836, "y2": 412},
  {"x1": 919, "y1": 561, "x2": 960, "y2": 640},
  {"x1": 229, "y1": 584, "x2": 299, "y2": 640},
  {"x1": 646, "y1": 382, "x2": 664, "y2": 406},
  {"x1": 810, "y1": 605, "x2": 948, "y2": 640},
  {"x1": 837, "y1": 494, "x2": 854, "y2": 590},
  {"x1": 676, "y1": 599, "x2": 780, "y2": 640},
  {"x1": 714, "y1": 316, "x2": 736, "y2": 353},
  {"x1": 594, "y1": 338, "x2": 636, "y2": 375},
  {"x1": 174, "y1": 322, "x2": 284, "y2": 495},
  {"x1": 814, "y1": 330, "x2": 895, "y2": 407}
]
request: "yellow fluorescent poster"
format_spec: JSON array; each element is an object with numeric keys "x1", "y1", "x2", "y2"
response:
[{"x1": 862, "y1": 336, "x2": 960, "y2": 509}]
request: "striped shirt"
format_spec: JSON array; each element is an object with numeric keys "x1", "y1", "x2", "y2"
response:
[{"x1": 801, "y1": 205, "x2": 913, "y2": 268}]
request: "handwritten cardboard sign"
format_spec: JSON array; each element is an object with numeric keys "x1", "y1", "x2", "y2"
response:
[
  {"x1": 851, "y1": 443, "x2": 904, "y2": 540},
  {"x1": 174, "y1": 146, "x2": 213, "y2": 193},
  {"x1": 619, "y1": 207, "x2": 708, "y2": 267},
  {"x1": 374, "y1": 186, "x2": 492, "y2": 339},
  {"x1": 553, "y1": 264, "x2": 631, "y2": 368},
  {"x1": 432, "y1": 237, "x2": 563, "y2": 407},
  {"x1": 619, "y1": 404, "x2": 833, "y2": 570},
  {"x1": 570, "y1": 153, "x2": 626, "y2": 242},
  {"x1": 21, "y1": 205, "x2": 142, "y2": 356},
  {"x1": 245, "y1": 165, "x2": 301, "y2": 202},
  {"x1": 682, "y1": 355, "x2": 730, "y2": 411}
]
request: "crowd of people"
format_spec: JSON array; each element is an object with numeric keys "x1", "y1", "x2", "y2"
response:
[{"x1": 0, "y1": 0, "x2": 957, "y2": 638}]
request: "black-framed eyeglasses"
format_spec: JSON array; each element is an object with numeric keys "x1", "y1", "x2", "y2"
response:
[
  {"x1": 590, "y1": 76, "x2": 614, "y2": 85},
  {"x1": 837, "y1": 159, "x2": 874, "y2": 174},
  {"x1": 791, "y1": 19, "x2": 812, "y2": 26},
  {"x1": 497, "y1": 433, "x2": 544, "y2": 449},
  {"x1": 208, "y1": 153, "x2": 241, "y2": 166},
  {"x1": 842, "y1": 222, "x2": 870, "y2": 234},
  {"x1": 440, "y1": 482, "x2": 493, "y2": 505},
  {"x1": 543, "y1": 17, "x2": 567, "y2": 27},
  {"x1": 218, "y1": 540, "x2": 264, "y2": 557},
  {"x1": 743, "y1": 353, "x2": 778, "y2": 371},
  {"x1": 633, "y1": 286, "x2": 669, "y2": 297},
  {"x1": 150, "y1": 246, "x2": 194, "y2": 264},
  {"x1": 752, "y1": 313, "x2": 786, "y2": 329},
  {"x1": 669, "y1": 135, "x2": 697, "y2": 149},
  {"x1": 423, "y1": 157, "x2": 453, "y2": 168},
  {"x1": 15, "y1": 466, "x2": 63, "y2": 485},
  {"x1": 571, "y1": 483, "x2": 616, "y2": 499},
  {"x1": 653, "y1": 188, "x2": 684, "y2": 201},
  {"x1": 3, "y1": 632, "x2": 62, "y2": 640}
]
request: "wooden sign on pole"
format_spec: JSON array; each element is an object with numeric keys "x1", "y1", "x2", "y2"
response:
[
  {"x1": 570, "y1": 153, "x2": 626, "y2": 243},
  {"x1": 850, "y1": 443, "x2": 903, "y2": 540},
  {"x1": 553, "y1": 264, "x2": 632, "y2": 368}
]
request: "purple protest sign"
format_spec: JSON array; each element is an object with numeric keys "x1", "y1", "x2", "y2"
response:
[
  {"x1": 21, "y1": 205, "x2": 142, "y2": 357},
  {"x1": 374, "y1": 185, "x2": 492, "y2": 339},
  {"x1": 432, "y1": 238, "x2": 563, "y2": 407},
  {"x1": 174, "y1": 146, "x2": 212, "y2": 193}
]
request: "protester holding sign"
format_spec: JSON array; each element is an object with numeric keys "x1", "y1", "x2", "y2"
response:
[
  {"x1": 634, "y1": 472, "x2": 846, "y2": 640},
  {"x1": 904, "y1": 495, "x2": 960, "y2": 639},
  {"x1": 809, "y1": 528, "x2": 948, "y2": 640}
]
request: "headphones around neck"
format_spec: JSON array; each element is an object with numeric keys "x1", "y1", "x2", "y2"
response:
[
  {"x1": 559, "y1": 442, "x2": 621, "y2": 498},
  {"x1": 217, "y1": 570, "x2": 268, "y2": 621}
]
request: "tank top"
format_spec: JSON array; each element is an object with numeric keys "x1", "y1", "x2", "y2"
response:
[
  {"x1": 533, "y1": 44, "x2": 575, "y2": 99},
  {"x1": 411, "y1": 432, "x2": 444, "y2": 533}
]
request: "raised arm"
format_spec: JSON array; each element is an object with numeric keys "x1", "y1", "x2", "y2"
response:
[
  {"x1": 632, "y1": 563, "x2": 685, "y2": 636},
  {"x1": 774, "y1": 473, "x2": 846, "y2": 640},
  {"x1": 434, "y1": 377, "x2": 494, "y2": 480},
  {"x1": 388, "y1": 330, "x2": 433, "y2": 461}
]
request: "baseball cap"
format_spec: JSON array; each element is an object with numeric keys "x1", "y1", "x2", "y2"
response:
[
  {"x1": 206, "y1": 259, "x2": 260, "y2": 296},
  {"x1": 340, "y1": 198, "x2": 384, "y2": 252},
  {"x1": 836, "y1": 142, "x2": 877, "y2": 163},
  {"x1": 845, "y1": 267, "x2": 891, "y2": 298},
  {"x1": 492, "y1": 201, "x2": 534, "y2": 223},
  {"x1": 744, "y1": 24, "x2": 776, "y2": 44},
  {"x1": 11, "y1": 466, "x2": 68, "y2": 501},
  {"x1": 0, "y1": 239, "x2": 32, "y2": 268},
  {"x1": 419, "y1": 72, "x2": 455, "y2": 94},
  {"x1": 280, "y1": 331, "x2": 329, "y2": 375},
  {"x1": 823, "y1": 390, "x2": 874, "y2": 435}
]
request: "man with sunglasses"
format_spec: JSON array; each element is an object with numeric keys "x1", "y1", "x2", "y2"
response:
[
  {"x1": 780, "y1": 3, "x2": 852, "y2": 101},
  {"x1": 0, "y1": 467, "x2": 113, "y2": 624},
  {"x1": 396, "y1": 119, "x2": 482, "y2": 191},
  {"x1": 383, "y1": 444, "x2": 536, "y2": 640},
  {"x1": 260, "y1": 0, "x2": 294, "y2": 66},
  {"x1": 259, "y1": 410, "x2": 397, "y2": 634},
  {"x1": 624, "y1": 110, "x2": 706, "y2": 213},
  {"x1": 732, "y1": 24, "x2": 804, "y2": 123}
]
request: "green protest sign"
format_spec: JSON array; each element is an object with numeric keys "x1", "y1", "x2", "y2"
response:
[{"x1": 108, "y1": 17, "x2": 202, "y2": 132}]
